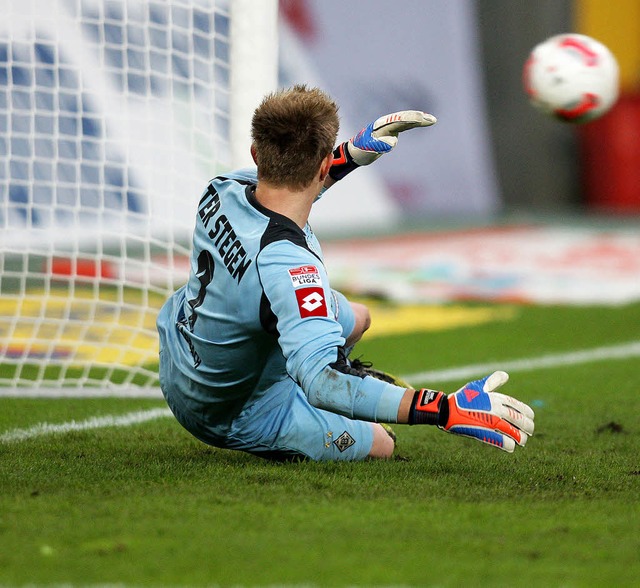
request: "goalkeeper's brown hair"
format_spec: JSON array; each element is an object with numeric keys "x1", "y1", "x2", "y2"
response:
[{"x1": 251, "y1": 85, "x2": 339, "y2": 190}]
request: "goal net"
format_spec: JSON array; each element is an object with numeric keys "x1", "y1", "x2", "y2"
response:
[{"x1": 0, "y1": 0, "x2": 278, "y2": 393}]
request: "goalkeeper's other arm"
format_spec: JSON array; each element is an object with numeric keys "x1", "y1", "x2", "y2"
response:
[
  {"x1": 325, "y1": 110, "x2": 436, "y2": 186},
  {"x1": 396, "y1": 371, "x2": 535, "y2": 453}
]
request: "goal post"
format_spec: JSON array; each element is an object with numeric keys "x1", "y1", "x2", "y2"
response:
[
  {"x1": 230, "y1": 0, "x2": 278, "y2": 169},
  {"x1": 0, "y1": 0, "x2": 279, "y2": 392}
]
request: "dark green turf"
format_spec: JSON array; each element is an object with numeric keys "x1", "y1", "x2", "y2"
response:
[{"x1": 1, "y1": 303, "x2": 639, "y2": 587}]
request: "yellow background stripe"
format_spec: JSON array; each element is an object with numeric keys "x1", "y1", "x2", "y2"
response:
[{"x1": 575, "y1": 0, "x2": 640, "y2": 90}]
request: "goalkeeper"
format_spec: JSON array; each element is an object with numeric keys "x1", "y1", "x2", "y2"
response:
[{"x1": 157, "y1": 85, "x2": 535, "y2": 461}]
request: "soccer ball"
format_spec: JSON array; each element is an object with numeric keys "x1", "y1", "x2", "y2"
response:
[{"x1": 523, "y1": 33, "x2": 619, "y2": 123}]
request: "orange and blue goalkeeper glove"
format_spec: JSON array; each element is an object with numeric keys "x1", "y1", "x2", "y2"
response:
[
  {"x1": 329, "y1": 110, "x2": 437, "y2": 181},
  {"x1": 409, "y1": 371, "x2": 535, "y2": 453}
]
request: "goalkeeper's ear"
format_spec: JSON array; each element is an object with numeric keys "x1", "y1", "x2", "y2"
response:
[
  {"x1": 318, "y1": 152, "x2": 334, "y2": 184},
  {"x1": 250, "y1": 144, "x2": 258, "y2": 165}
]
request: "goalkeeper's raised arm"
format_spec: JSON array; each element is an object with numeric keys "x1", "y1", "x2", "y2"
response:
[{"x1": 326, "y1": 110, "x2": 437, "y2": 186}]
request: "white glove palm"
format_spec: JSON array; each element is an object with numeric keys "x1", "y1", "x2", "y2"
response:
[
  {"x1": 348, "y1": 110, "x2": 437, "y2": 166},
  {"x1": 329, "y1": 110, "x2": 436, "y2": 181}
]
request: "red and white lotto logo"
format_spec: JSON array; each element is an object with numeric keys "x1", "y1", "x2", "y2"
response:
[
  {"x1": 295, "y1": 287, "x2": 328, "y2": 318},
  {"x1": 288, "y1": 265, "x2": 322, "y2": 288}
]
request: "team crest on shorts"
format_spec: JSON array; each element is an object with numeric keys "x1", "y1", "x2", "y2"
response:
[{"x1": 334, "y1": 431, "x2": 356, "y2": 452}]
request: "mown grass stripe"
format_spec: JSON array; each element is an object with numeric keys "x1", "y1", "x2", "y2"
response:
[
  {"x1": 2, "y1": 340, "x2": 640, "y2": 400},
  {"x1": 0, "y1": 407, "x2": 172, "y2": 444}
]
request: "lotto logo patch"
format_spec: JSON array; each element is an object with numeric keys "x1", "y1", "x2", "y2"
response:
[
  {"x1": 288, "y1": 265, "x2": 322, "y2": 288},
  {"x1": 295, "y1": 287, "x2": 328, "y2": 318}
]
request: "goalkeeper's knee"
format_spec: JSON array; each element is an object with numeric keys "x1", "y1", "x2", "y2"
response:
[{"x1": 368, "y1": 423, "x2": 396, "y2": 459}]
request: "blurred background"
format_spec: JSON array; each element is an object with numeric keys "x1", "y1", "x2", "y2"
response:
[
  {"x1": 278, "y1": 0, "x2": 640, "y2": 233},
  {"x1": 2, "y1": 0, "x2": 640, "y2": 391},
  {"x1": 3, "y1": 0, "x2": 639, "y2": 240}
]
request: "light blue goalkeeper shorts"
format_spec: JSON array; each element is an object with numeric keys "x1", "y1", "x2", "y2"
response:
[
  {"x1": 158, "y1": 289, "x2": 375, "y2": 461},
  {"x1": 159, "y1": 348, "x2": 375, "y2": 462}
]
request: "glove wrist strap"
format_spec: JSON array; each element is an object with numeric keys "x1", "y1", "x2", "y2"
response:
[
  {"x1": 409, "y1": 389, "x2": 446, "y2": 425},
  {"x1": 328, "y1": 142, "x2": 359, "y2": 181}
]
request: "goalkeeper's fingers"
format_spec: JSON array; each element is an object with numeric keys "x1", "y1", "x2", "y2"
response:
[
  {"x1": 482, "y1": 371, "x2": 536, "y2": 442},
  {"x1": 490, "y1": 392, "x2": 536, "y2": 439},
  {"x1": 332, "y1": 110, "x2": 436, "y2": 178},
  {"x1": 372, "y1": 110, "x2": 437, "y2": 145},
  {"x1": 445, "y1": 404, "x2": 533, "y2": 453},
  {"x1": 447, "y1": 370, "x2": 535, "y2": 452},
  {"x1": 481, "y1": 369, "x2": 509, "y2": 393}
]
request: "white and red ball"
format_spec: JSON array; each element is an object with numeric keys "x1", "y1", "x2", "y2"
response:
[{"x1": 523, "y1": 33, "x2": 619, "y2": 123}]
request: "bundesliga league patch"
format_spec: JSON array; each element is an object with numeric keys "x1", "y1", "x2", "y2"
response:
[
  {"x1": 289, "y1": 265, "x2": 327, "y2": 318},
  {"x1": 288, "y1": 265, "x2": 322, "y2": 287}
]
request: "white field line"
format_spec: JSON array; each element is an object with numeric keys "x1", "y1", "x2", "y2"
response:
[
  {"x1": 0, "y1": 407, "x2": 172, "y2": 444},
  {"x1": 1, "y1": 340, "x2": 639, "y2": 444},
  {"x1": 404, "y1": 340, "x2": 640, "y2": 385}
]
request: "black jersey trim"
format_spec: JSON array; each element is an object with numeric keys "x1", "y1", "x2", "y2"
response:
[
  {"x1": 246, "y1": 185, "x2": 304, "y2": 240},
  {"x1": 245, "y1": 185, "x2": 322, "y2": 261},
  {"x1": 247, "y1": 185, "x2": 324, "y2": 335},
  {"x1": 217, "y1": 175, "x2": 256, "y2": 187}
]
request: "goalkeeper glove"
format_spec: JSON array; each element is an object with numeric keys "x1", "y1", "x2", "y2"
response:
[
  {"x1": 329, "y1": 110, "x2": 437, "y2": 181},
  {"x1": 408, "y1": 371, "x2": 535, "y2": 453}
]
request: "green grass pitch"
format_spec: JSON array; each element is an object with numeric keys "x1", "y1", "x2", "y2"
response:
[{"x1": 1, "y1": 302, "x2": 639, "y2": 587}]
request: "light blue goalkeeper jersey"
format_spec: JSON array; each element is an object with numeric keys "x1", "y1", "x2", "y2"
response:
[{"x1": 156, "y1": 169, "x2": 404, "y2": 437}]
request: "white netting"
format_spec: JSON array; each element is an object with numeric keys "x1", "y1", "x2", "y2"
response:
[{"x1": 0, "y1": 0, "x2": 278, "y2": 390}]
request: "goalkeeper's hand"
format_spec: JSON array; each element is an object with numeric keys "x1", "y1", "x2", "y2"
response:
[
  {"x1": 409, "y1": 371, "x2": 535, "y2": 453},
  {"x1": 329, "y1": 110, "x2": 437, "y2": 181}
]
